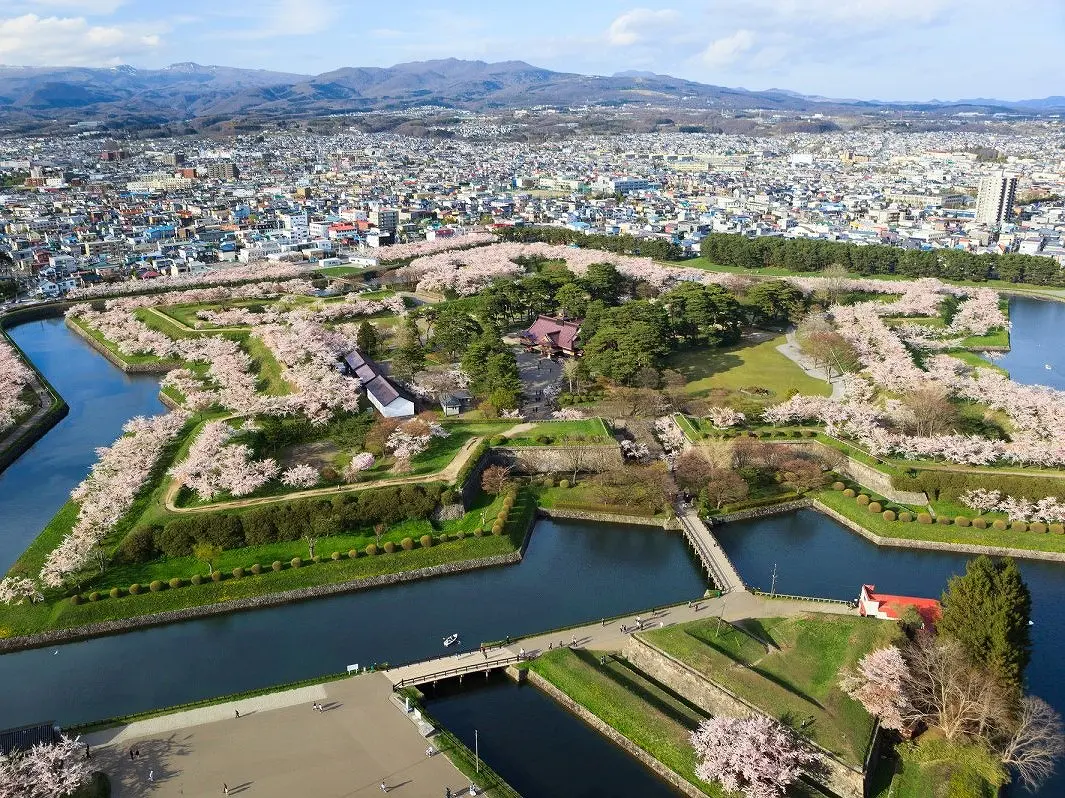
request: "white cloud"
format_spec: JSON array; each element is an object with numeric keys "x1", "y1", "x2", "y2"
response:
[
  {"x1": 0, "y1": 14, "x2": 161, "y2": 66},
  {"x1": 700, "y1": 29, "x2": 753, "y2": 67},
  {"x1": 607, "y1": 8, "x2": 680, "y2": 47},
  {"x1": 26, "y1": 0, "x2": 127, "y2": 13}
]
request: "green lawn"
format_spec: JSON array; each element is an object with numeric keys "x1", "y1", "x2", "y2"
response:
[
  {"x1": 872, "y1": 737, "x2": 1002, "y2": 798},
  {"x1": 642, "y1": 614, "x2": 900, "y2": 766},
  {"x1": 814, "y1": 489, "x2": 1065, "y2": 555},
  {"x1": 0, "y1": 531, "x2": 519, "y2": 639},
  {"x1": 947, "y1": 350, "x2": 1008, "y2": 376},
  {"x1": 243, "y1": 334, "x2": 291, "y2": 395},
  {"x1": 504, "y1": 418, "x2": 612, "y2": 445},
  {"x1": 534, "y1": 484, "x2": 663, "y2": 518},
  {"x1": 668, "y1": 336, "x2": 831, "y2": 401},
  {"x1": 527, "y1": 648, "x2": 722, "y2": 796},
  {"x1": 318, "y1": 266, "x2": 365, "y2": 277}
]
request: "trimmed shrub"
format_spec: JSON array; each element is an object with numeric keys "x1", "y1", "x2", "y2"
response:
[
  {"x1": 272, "y1": 560, "x2": 283, "y2": 571},
  {"x1": 290, "y1": 557, "x2": 302, "y2": 568},
  {"x1": 420, "y1": 535, "x2": 433, "y2": 548},
  {"x1": 168, "y1": 577, "x2": 183, "y2": 589},
  {"x1": 559, "y1": 479, "x2": 570, "y2": 489},
  {"x1": 882, "y1": 510, "x2": 896, "y2": 522},
  {"x1": 365, "y1": 543, "x2": 378, "y2": 556},
  {"x1": 492, "y1": 522, "x2": 504, "y2": 535},
  {"x1": 312, "y1": 555, "x2": 322, "y2": 564},
  {"x1": 109, "y1": 587, "x2": 122, "y2": 599},
  {"x1": 955, "y1": 516, "x2": 971, "y2": 527},
  {"x1": 917, "y1": 513, "x2": 932, "y2": 525},
  {"x1": 843, "y1": 488, "x2": 856, "y2": 498},
  {"x1": 250, "y1": 563, "x2": 263, "y2": 575},
  {"x1": 331, "y1": 551, "x2": 341, "y2": 561},
  {"x1": 972, "y1": 518, "x2": 988, "y2": 529},
  {"x1": 211, "y1": 571, "x2": 222, "y2": 582},
  {"x1": 898, "y1": 511, "x2": 913, "y2": 523},
  {"x1": 868, "y1": 502, "x2": 882, "y2": 513},
  {"x1": 455, "y1": 530, "x2": 466, "y2": 540},
  {"x1": 832, "y1": 481, "x2": 846, "y2": 491},
  {"x1": 149, "y1": 580, "x2": 164, "y2": 593},
  {"x1": 856, "y1": 494, "x2": 871, "y2": 506},
  {"x1": 1049, "y1": 523, "x2": 1065, "y2": 535},
  {"x1": 383, "y1": 541, "x2": 397, "y2": 554},
  {"x1": 348, "y1": 549, "x2": 358, "y2": 559},
  {"x1": 129, "y1": 583, "x2": 142, "y2": 595},
  {"x1": 1030, "y1": 522, "x2": 1048, "y2": 534},
  {"x1": 89, "y1": 591, "x2": 101, "y2": 602},
  {"x1": 190, "y1": 574, "x2": 203, "y2": 586},
  {"x1": 1011, "y1": 521, "x2": 1028, "y2": 533},
  {"x1": 117, "y1": 525, "x2": 159, "y2": 564},
  {"x1": 473, "y1": 527, "x2": 484, "y2": 537},
  {"x1": 401, "y1": 537, "x2": 415, "y2": 551},
  {"x1": 70, "y1": 594, "x2": 81, "y2": 606},
  {"x1": 232, "y1": 567, "x2": 244, "y2": 579},
  {"x1": 936, "y1": 516, "x2": 952, "y2": 526},
  {"x1": 992, "y1": 519, "x2": 1008, "y2": 531}
]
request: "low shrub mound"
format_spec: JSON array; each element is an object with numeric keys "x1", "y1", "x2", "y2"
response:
[
  {"x1": 400, "y1": 537, "x2": 415, "y2": 551},
  {"x1": 190, "y1": 575, "x2": 203, "y2": 586},
  {"x1": 972, "y1": 518, "x2": 988, "y2": 529},
  {"x1": 917, "y1": 513, "x2": 932, "y2": 525},
  {"x1": 272, "y1": 560, "x2": 282, "y2": 571},
  {"x1": 70, "y1": 594, "x2": 81, "y2": 606},
  {"x1": 383, "y1": 541, "x2": 396, "y2": 554},
  {"x1": 1050, "y1": 524, "x2": 1065, "y2": 535},
  {"x1": 168, "y1": 577, "x2": 183, "y2": 589},
  {"x1": 832, "y1": 481, "x2": 846, "y2": 491},
  {"x1": 148, "y1": 580, "x2": 164, "y2": 592},
  {"x1": 955, "y1": 516, "x2": 971, "y2": 527},
  {"x1": 365, "y1": 543, "x2": 378, "y2": 556},
  {"x1": 211, "y1": 571, "x2": 222, "y2": 582},
  {"x1": 250, "y1": 563, "x2": 262, "y2": 574},
  {"x1": 110, "y1": 587, "x2": 122, "y2": 598},
  {"x1": 129, "y1": 583, "x2": 141, "y2": 595},
  {"x1": 867, "y1": 501, "x2": 882, "y2": 513},
  {"x1": 898, "y1": 511, "x2": 913, "y2": 523},
  {"x1": 1030, "y1": 522, "x2": 1048, "y2": 534},
  {"x1": 1011, "y1": 521, "x2": 1028, "y2": 533},
  {"x1": 843, "y1": 488, "x2": 856, "y2": 498},
  {"x1": 89, "y1": 591, "x2": 101, "y2": 602},
  {"x1": 232, "y1": 567, "x2": 244, "y2": 579},
  {"x1": 420, "y1": 535, "x2": 433, "y2": 548},
  {"x1": 290, "y1": 557, "x2": 302, "y2": 568},
  {"x1": 936, "y1": 516, "x2": 953, "y2": 526},
  {"x1": 992, "y1": 520, "x2": 1008, "y2": 531},
  {"x1": 882, "y1": 510, "x2": 896, "y2": 521}
]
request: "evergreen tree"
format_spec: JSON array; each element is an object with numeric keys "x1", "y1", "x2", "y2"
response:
[
  {"x1": 356, "y1": 320, "x2": 379, "y2": 357},
  {"x1": 938, "y1": 555, "x2": 1032, "y2": 690}
]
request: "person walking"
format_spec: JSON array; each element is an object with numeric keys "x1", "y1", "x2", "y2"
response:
[
  {"x1": 148, "y1": 770, "x2": 154, "y2": 784},
  {"x1": 234, "y1": 709, "x2": 240, "y2": 719},
  {"x1": 571, "y1": 634, "x2": 577, "y2": 647},
  {"x1": 223, "y1": 785, "x2": 229, "y2": 796},
  {"x1": 129, "y1": 748, "x2": 134, "y2": 762},
  {"x1": 519, "y1": 647, "x2": 525, "y2": 659},
  {"x1": 380, "y1": 781, "x2": 389, "y2": 793}
]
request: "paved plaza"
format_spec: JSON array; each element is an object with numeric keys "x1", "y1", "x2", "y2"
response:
[{"x1": 84, "y1": 673, "x2": 468, "y2": 798}]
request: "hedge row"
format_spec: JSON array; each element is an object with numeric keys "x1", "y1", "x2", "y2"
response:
[
  {"x1": 81, "y1": 533, "x2": 468, "y2": 603},
  {"x1": 893, "y1": 470, "x2": 1065, "y2": 503},
  {"x1": 118, "y1": 483, "x2": 450, "y2": 564},
  {"x1": 830, "y1": 483, "x2": 1065, "y2": 534}
]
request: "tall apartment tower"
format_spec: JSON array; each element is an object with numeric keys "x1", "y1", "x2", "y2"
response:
[{"x1": 974, "y1": 170, "x2": 1017, "y2": 225}]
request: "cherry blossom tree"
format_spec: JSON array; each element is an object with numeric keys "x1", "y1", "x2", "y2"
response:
[
  {"x1": 959, "y1": 489, "x2": 1003, "y2": 516},
  {"x1": 169, "y1": 421, "x2": 280, "y2": 501},
  {"x1": 281, "y1": 463, "x2": 320, "y2": 489},
  {"x1": 690, "y1": 713, "x2": 817, "y2": 798},
  {"x1": 344, "y1": 452, "x2": 376, "y2": 481},
  {"x1": 0, "y1": 576, "x2": 43, "y2": 605},
  {"x1": 551, "y1": 408, "x2": 587, "y2": 420},
  {"x1": 706, "y1": 406, "x2": 746, "y2": 429},
  {"x1": 0, "y1": 734, "x2": 92, "y2": 798},
  {"x1": 839, "y1": 646, "x2": 913, "y2": 731},
  {"x1": 0, "y1": 336, "x2": 34, "y2": 434}
]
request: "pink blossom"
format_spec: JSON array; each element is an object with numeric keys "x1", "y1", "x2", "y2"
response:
[
  {"x1": 281, "y1": 463, "x2": 320, "y2": 488},
  {"x1": 169, "y1": 421, "x2": 279, "y2": 500},
  {"x1": 551, "y1": 408, "x2": 587, "y2": 420},
  {"x1": 0, "y1": 335, "x2": 34, "y2": 433},
  {"x1": 0, "y1": 576, "x2": 44, "y2": 605},
  {"x1": 0, "y1": 734, "x2": 93, "y2": 798},
  {"x1": 839, "y1": 646, "x2": 912, "y2": 731}
]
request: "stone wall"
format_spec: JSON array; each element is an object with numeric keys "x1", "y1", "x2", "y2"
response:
[
  {"x1": 493, "y1": 443, "x2": 624, "y2": 474},
  {"x1": 624, "y1": 636, "x2": 867, "y2": 798},
  {"x1": 0, "y1": 549, "x2": 523, "y2": 655},
  {"x1": 778, "y1": 440, "x2": 928, "y2": 505},
  {"x1": 537, "y1": 507, "x2": 681, "y2": 530},
  {"x1": 713, "y1": 499, "x2": 810, "y2": 524},
  {"x1": 526, "y1": 671, "x2": 707, "y2": 798}
]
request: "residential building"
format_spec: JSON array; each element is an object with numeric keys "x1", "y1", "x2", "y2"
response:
[{"x1": 975, "y1": 170, "x2": 1018, "y2": 225}]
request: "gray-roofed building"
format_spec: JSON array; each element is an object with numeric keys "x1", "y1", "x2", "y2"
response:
[{"x1": 343, "y1": 351, "x2": 414, "y2": 418}]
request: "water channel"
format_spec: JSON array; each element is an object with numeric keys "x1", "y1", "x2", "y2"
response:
[{"x1": 1, "y1": 304, "x2": 1063, "y2": 795}]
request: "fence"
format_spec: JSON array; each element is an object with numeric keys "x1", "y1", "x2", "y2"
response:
[{"x1": 390, "y1": 655, "x2": 524, "y2": 690}]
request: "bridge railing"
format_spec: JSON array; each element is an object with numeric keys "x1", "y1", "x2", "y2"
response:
[
  {"x1": 390, "y1": 655, "x2": 524, "y2": 690},
  {"x1": 750, "y1": 589, "x2": 854, "y2": 606}
]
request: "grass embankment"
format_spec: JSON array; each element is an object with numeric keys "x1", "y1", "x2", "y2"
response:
[
  {"x1": 67, "y1": 317, "x2": 179, "y2": 368},
  {"x1": 643, "y1": 614, "x2": 899, "y2": 766},
  {"x1": 814, "y1": 488, "x2": 1065, "y2": 555},
  {"x1": 668, "y1": 335, "x2": 831, "y2": 402},
  {"x1": 534, "y1": 484, "x2": 663, "y2": 518},
  {"x1": 871, "y1": 736, "x2": 1002, "y2": 798},
  {"x1": 527, "y1": 647, "x2": 721, "y2": 796},
  {"x1": 946, "y1": 350, "x2": 1009, "y2": 376},
  {"x1": 504, "y1": 418, "x2": 612, "y2": 446}
]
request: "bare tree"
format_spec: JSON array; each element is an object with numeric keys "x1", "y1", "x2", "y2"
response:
[
  {"x1": 780, "y1": 457, "x2": 828, "y2": 493},
  {"x1": 561, "y1": 359, "x2": 581, "y2": 394},
  {"x1": 998, "y1": 696, "x2": 1065, "y2": 792},
  {"x1": 481, "y1": 464, "x2": 513, "y2": 496},
  {"x1": 820, "y1": 263, "x2": 851, "y2": 305},
  {"x1": 675, "y1": 449, "x2": 715, "y2": 494},
  {"x1": 902, "y1": 634, "x2": 1012, "y2": 743},
  {"x1": 702, "y1": 468, "x2": 750, "y2": 509},
  {"x1": 560, "y1": 445, "x2": 614, "y2": 484},
  {"x1": 899, "y1": 386, "x2": 958, "y2": 437}
]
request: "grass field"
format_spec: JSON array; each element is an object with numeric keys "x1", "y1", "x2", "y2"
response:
[
  {"x1": 643, "y1": 614, "x2": 899, "y2": 766},
  {"x1": 814, "y1": 489, "x2": 1065, "y2": 555},
  {"x1": 318, "y1": 266, "x2": 365, "y2": 277},
  {"x1": 527, "y1": 648, "x2": 721, "y2": 796},
  {"x1": 668, "y1": 335, "x2": 831, "y2": 401},
  {"x1": 504, "y1": 418, "x2": 612, "y2": 445},
  {"x1": 947, "y1": 350, "x2": 1009, "y2": 376}
]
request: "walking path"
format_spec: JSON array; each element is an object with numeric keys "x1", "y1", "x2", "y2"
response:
[
  {"x1": 386, "y1": 592, "x2": 854, "y2": 688},
  {"x1": 82, "y1": 673, "x2": 468, "y2": 798},
  {"x1": 777, "y1": 331, "x2": 845, "y2": 399}
]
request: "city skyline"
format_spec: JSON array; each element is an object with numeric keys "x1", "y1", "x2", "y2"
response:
[{"x1": 0, "y1": 0, "x2": 1062, "y2": 102}]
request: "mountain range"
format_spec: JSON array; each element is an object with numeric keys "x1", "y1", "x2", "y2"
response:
[{"x1": 0, "y1": 58, "x2": 1060, "y2": 128}]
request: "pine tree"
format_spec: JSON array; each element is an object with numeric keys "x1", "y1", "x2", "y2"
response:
[{"x1": 938, "y1": 555, "x2": 1031, "y2": 689}]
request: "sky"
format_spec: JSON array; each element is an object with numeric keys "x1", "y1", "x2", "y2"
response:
[{"x1": 0, "y1": 0, "x2": 1062, "y2": 101}]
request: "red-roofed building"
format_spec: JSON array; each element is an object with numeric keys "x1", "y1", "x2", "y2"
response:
[
  {"x1": 520, "y1": 315, "x2": 582, "y2": 357},
  {"x1": 858, "y1": 584, "x2": 941, "y2": 628}
]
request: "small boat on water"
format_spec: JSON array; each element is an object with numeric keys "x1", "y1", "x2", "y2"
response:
[{"x1": 443, "y1": 633, "x2": 459, "y2": 647}]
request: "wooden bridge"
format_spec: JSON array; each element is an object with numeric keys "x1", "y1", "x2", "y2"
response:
[{"x1": 676, "y1": 506, "x2": 747, "y2": 595}]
